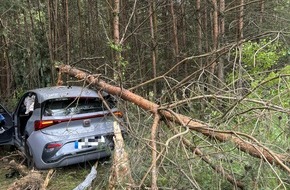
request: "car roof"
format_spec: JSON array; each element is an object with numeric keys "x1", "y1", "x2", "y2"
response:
[{"x1": 29, "y1": 86, "x2": 107, "y2": 103}]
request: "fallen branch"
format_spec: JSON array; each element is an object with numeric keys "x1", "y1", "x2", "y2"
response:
[
  {"x1": 42, "y1": 169, "x2": 54, "y2": 189},
  {"x1": 73, "y1": 163, "x2": 98, "y2": 190}
]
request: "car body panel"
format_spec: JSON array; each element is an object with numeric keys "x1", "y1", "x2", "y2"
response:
[{"x1": 0, "y1": 86, "x2": 122, "y2": 169}]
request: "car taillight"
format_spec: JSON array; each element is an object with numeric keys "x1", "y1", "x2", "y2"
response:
[
  {"x1": 113, "y1": 111, "x2": 123, "y2": 118},
  {"x1": 43, "y1": 142, "x2": 63, "y2": 162},
  {"x1": 45, "y1": 142, "x2": 62, "y2": 150},
  {"x1": 34, "y1": 120, "x2": 59, "y2": 130}
]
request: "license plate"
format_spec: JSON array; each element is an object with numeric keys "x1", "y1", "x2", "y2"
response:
[{"x1": 74, "y1": 136, "x2": 105, "y2": 149}]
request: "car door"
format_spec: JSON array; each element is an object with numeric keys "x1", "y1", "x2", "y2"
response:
[{"x1": 0, "y1": 103, "x2": 14, "y2": 144}]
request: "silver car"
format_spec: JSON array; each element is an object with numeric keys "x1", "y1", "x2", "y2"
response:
[{"x1": 0, "y1": 86, "x2": 123, "y2": 169}]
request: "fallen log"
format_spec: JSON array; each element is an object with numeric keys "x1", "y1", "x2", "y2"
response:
[{"x1": 56, "y1": 64, "x2": 290, "y2": 173}]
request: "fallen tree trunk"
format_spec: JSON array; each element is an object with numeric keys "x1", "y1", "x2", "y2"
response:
[{"x1": 56, "y1": 64, "x2": 290, "y2": 173}]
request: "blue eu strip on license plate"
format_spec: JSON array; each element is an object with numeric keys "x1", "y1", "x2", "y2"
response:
[{"x1": 74, "y1": 136, "x2": 105, "y2": 149}]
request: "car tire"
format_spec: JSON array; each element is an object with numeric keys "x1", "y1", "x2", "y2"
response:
[{"x1": 24, "y1": 138, "x2": 35, "y2": 169}]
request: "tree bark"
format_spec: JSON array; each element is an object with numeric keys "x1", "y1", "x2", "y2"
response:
[{"x1": 56, "y1": 64, "x2": 290, "y2": 173}]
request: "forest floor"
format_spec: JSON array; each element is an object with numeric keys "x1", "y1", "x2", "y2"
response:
[{"x1": 0, "y1": 146, "x2": 111, "y2": 190}]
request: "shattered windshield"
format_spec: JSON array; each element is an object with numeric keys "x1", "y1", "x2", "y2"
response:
[{"x1": 42, "y1": 96, "x2": 115, "y2": 116}]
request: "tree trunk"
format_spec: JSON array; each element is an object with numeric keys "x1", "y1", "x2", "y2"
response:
[
  {"x1": 23, "y1": 8, "x2": 34, "y2": 89},
  {"x1": 77, "y1": 0, "x2": 83, "y2": 58},
  {"x1": 259, "y1": 0, "x2": 265, "y2": 27},
  {"x1": 56, "y1": 64, "x2": 290, "y2": 173},
  {"x1": 47, "y1": 0, "x2": 55, "y2": 83},
  {"x1": 112, "y1": 0, "x2": 121, "y2": 78},
  {"x1": 169, "y1": 0, "x2": 180, "y2": 74},
  {"x1": 148, "y1": 0, "x2": 158, "y2": 95},
  {"x1": 237, "y1": 0, "x2": 244, "y2": 94},
  {"x1": 196, "y1": 0, "x2": 205, "y2": 91},
  {"x1": 209, "y1": 0, "x2": 219, "y2": 87},
  {"x1": 0, "y1": 19, "x2": 12, "y2": 98},
  {"x1": 108, "y1": 1, "x2": 134, "y2": 188},
  {"x1": 218, "y1": 0, "x2": 225, "y2": 87},
  {"x1": 65, "y1": 0, "x2": 70, "y2": 65}
]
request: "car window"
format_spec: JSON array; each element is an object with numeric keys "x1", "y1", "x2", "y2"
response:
[{"x1": 43, "y1": 97, "x2": 115, "y2": 116}]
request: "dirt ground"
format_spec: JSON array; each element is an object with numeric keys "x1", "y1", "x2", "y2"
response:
[{"x1": 0, "y1": 146, "x2": 111, "y2": 190}]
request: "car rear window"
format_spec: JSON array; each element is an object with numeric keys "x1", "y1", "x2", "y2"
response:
[{"x1": 42, "y1": 97, "x2": 115, "y2": 116}]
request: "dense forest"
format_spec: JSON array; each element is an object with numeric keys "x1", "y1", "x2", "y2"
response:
[{"x1": 1, "y1": 0, "x2": 290, "y2": 189}]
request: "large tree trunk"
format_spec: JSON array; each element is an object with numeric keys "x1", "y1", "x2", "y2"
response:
[{"x1": 56, "y1": 64, "x2": 290, "y2": 173}]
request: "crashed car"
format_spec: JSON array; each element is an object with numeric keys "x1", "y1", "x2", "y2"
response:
[{"x1": 0, "y1": 86, "x2": 123, "y2": 169}]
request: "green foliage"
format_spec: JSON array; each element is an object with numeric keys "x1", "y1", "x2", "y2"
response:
[
  {"x1": 241, "y1": 38, "x2": 286, "y2": 74},
  {"x1": 108, "y1": 40, "x2": 123, "y2": 52}
]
